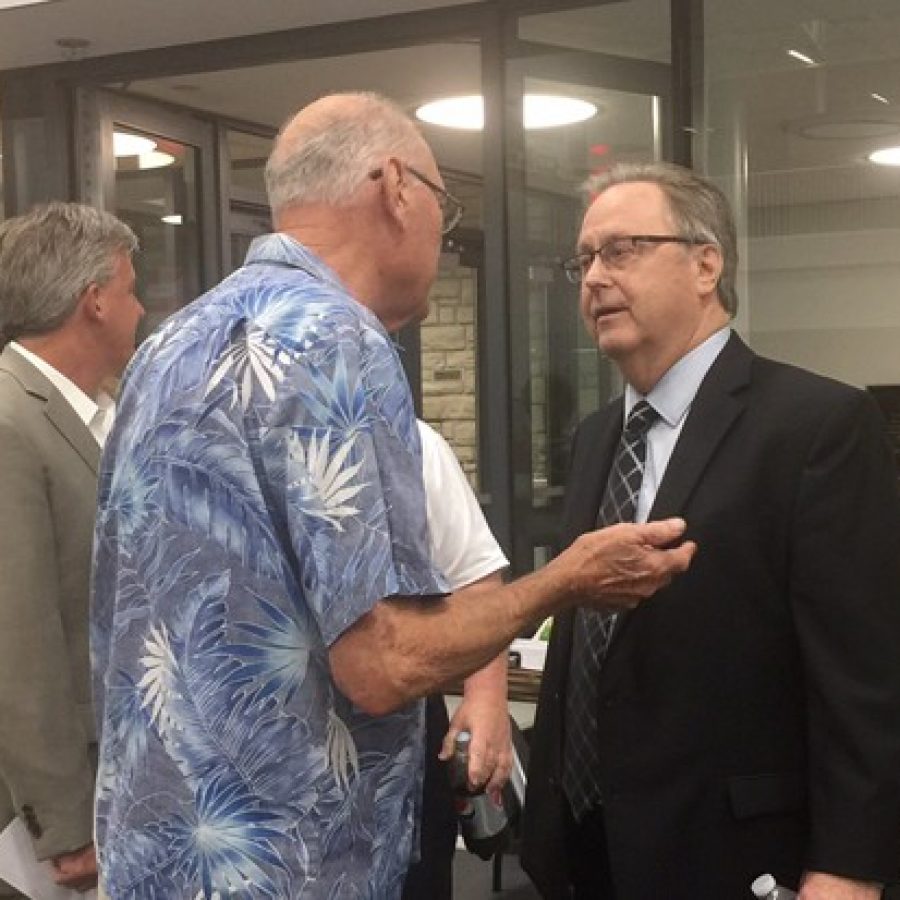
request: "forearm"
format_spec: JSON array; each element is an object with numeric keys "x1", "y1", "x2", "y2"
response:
[
  {"x1": 330, "y1": 518, "x2": 695, "y2": 715},
  {"x1": 462, "y1": 651, "x2": 508, "y2": 703},
  {"x1": 331, "y1": 566, "x2": 556, "y2": 715}
]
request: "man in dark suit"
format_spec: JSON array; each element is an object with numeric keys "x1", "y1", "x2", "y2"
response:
[
  {"x1": 521, "y1": 162, "x2": 900, "y2": 900},
  {"x1": 0, "y1": 203, "x2": 143, "y2": 896}
]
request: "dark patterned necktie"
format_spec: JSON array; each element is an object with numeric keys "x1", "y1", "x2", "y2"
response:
[{"x1": 562, "y1": 400, "x2": 660, "y2": 820}]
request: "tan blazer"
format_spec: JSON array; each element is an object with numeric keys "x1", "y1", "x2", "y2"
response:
[{"x1": 0, "y1": 346, "x2": 98, "y2": 869}]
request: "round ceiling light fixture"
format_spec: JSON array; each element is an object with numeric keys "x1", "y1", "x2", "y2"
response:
[
  {"x1": 113, "y1": 132, "x2": 157, "y2": 157},
  {"x1": 416, "y1": 94, "x2": 597, "y2": 131},
  {"x1": 869, "y1": 146, "x2": 900, "y2": 166},
  {"x1": 138, "y1": 151, "x2": 176, "y2": 169}
]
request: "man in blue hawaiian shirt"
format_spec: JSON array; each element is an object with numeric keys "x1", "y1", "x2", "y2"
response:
[{"x1": 91, "y1": 91, "x2": 695, "y2": 899}]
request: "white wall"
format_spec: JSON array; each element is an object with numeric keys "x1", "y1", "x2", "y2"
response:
[{"x1": 746, "y1": 229, "x2": 900, "y2": 389}]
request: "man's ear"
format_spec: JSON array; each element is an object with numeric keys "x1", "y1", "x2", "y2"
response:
[
  {"x1": 695, "y1": 243, "x2": 724, "y2": 297},
  {"x1": 79, "y1": 281, "x2": 104, "y2": 323},
  {"x1": 377, "y1": 156, "x2": 410, "y2": 229}
]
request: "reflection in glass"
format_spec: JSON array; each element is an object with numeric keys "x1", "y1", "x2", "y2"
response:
[
  {"x1": 226, "y1": 130, "x2": 272, "y2": 274},
  {"x1": 0, "y1": 114, "x2": 4, "y2": 222},
  {"x1": 700, "y1": 0, "x2": 900, "y2": 390},
  {"x1": 113, "y1": 127, "x2": 201, "y2": 343},
  {"x1": 521, "y1": 78, "x2": 660, "y2": 506},
  {"x1": 227, "y1": 129, "x2": 271, "y2": 203}
]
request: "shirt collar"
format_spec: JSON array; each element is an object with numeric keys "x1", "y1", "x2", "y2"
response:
[
  {"x1": 243, "y1": 232, "x2": 392, "y2": 339},
  {"x1": 245, "y1": 232, "x2": 348, "y2": 293},
  {"x1": 9, "y1": 341, "x2": 99, "y2": 430},
  {"x1": 625, "y1": 326, "x2": 731, "y2": 427}
]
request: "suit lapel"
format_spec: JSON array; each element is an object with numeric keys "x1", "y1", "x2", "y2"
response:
[
  {"x1": 44, "y1": 391, "x2": 101, "y2": 475},
  {"x1": 649, "y1": 334, "x2": 752, "y2": 520},
  {"x1": 608, "y1": 333, "x2": 753, "y2": 646},
  {"x1": 0, "y1": 348, "x2": 100, "y2": 475}
]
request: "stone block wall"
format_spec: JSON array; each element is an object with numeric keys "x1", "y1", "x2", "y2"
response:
[{"x1": 420, "y1": 255, "x2": 480, "y2": 490}]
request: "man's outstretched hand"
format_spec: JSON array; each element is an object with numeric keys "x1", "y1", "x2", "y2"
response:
[{"x1": 551, "y1": 517, "x2": 696, "y2": 610}]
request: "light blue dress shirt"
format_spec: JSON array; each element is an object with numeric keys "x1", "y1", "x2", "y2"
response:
[{"x1": 624, "y1": 327, "x2": 731, "y2": 523}]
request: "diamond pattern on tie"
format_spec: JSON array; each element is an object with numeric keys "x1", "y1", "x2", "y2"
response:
[{"x1": 562, "y1": 400, "x2": 659, "y2": 820}]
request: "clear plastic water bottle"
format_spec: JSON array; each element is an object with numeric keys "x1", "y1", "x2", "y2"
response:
[
  {"x1": 751, "y1": 873, "x2": 798, "y2": 899},
  {"x1": 450, "y1": 730, "x2": 509, "y2": 860}
]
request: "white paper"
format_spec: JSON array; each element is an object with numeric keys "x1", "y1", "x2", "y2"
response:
[{"x1": 0, "y1": 818, "x2": 97, "y2": 900}]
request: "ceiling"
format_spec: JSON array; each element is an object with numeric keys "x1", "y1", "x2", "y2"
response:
[
  {"x1": 0, "y1": 0, "x2": 480, "y2": 71},
  {"x1": 6, "y1": 0, "x2": 900, "y2": 223}
]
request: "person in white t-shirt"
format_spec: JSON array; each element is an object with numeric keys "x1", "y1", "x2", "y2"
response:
[{"x1": 402, "y1": 420, "x2": 510, "y2": 900}]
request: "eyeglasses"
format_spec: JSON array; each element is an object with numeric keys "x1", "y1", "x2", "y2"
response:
[
  {"x1": 369, "y1": 164, "x2": 465, "y2": 235},
  {"x1": 561, "y1": 235, "x2": 706, "y2": 283}
]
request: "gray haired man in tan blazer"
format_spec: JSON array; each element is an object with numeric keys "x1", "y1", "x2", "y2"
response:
[{"x1": 0, "y1": 203, "x2": 143, "y2": 895}]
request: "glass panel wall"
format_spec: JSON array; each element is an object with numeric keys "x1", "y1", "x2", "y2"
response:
[
  {"x1": 416, "y1": 85, "x2": 484, "y2": 491},
  {"x1": 113, "y1": 127, "x2": 202, "y2": 341},
  {"x1": 227, "y1": 129, "x2": 269, "y2": 204},
  {"x1": 2, "y1": 0, "x2": 892, "y2": 574},
  {"x1": 0, "y1": 117, "x2": 4, "y2": 222},
  {"x1": 225, "y1": 129, "x2": 272, "y2": 272},
  {"x1": 507, "y1": 0, "x2": 671, "y2": 572},
  {"x1": 699, "y1": 0, "x2": 900, "y2": 394}
]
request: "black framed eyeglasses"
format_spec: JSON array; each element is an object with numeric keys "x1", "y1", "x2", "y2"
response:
[
  {"x1": 561, "y1": 235, "x2": 706, "y2": 283},
  {"x1": 368, "y1": 164, "x2": 464, "y2": 235}
]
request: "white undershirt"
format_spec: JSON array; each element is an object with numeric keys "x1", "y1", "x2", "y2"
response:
[
  {"x1": 9, "y1": 342, "x2": 115, "y2": 446},
  {"x1": 418, "y1": 420, "x2": 508, "y2": 591}
]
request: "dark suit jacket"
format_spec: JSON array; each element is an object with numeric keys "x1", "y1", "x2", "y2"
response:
[
  {"x1": 521, "y1": 334, "x2": 900, "y2": 899},
  {"x1": 0, "y1": 347, "x2": 98, "y2": 871}
]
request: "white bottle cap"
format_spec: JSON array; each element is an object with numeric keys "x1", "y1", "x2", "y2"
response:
[{"x1": 751, "y1": 874, "x2": 776, "y2": 897}]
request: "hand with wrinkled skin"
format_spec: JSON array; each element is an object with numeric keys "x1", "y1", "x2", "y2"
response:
[
  {"x1": 547, "y1": 517, "x2": 697, "y2": 611},
  {"x1": 439, "y1": 652, "x2": 511, "y2": 804},
  {"x1": 330, "y1": 518, "x2": 696, "y2": 716}
]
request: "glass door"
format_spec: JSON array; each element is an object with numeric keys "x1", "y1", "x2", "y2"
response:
[
  {"x1": 222, "y1": 127, "x2": 272, "y2": 274},
  {"x1": 76, "y1": 89, "x2": 219, "y2": 341},
  {"x1": 505, "y1": 1, "x2": 672, "y2": 575}
]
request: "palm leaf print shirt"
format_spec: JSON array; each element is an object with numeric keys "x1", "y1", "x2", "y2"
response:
[{"x1": 91, "y1": 234, "x2": 448, "y2": 899}]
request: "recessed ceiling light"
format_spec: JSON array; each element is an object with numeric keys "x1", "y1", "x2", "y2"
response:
[
  {"x1": 787, "y1": 49, "x2": 818, "y2": 66},
  {"x1": 417, "y1": 96, "x2": 483, "y2": 130},
  {"x1": 525, "y1": 95, "x2": 598, "y2": 130},
  {"x1": 138, "y1": 151, "x2": 175, "y2": 169},
  {"x1": 161, "y1": 214, "x2": 183, "y2": 226},
  {"x1": 113, "y1": 132, "x2": 157, "y2": 157},
  {"x1": 416, "y1": 94, "x2": 597, "y2": 131},
  {"x1": 869, "y1": 146, "x2": 900, "y2": 166}
]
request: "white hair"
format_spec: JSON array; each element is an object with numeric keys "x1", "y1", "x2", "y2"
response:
[{"x1": 265, "y1": 92, "x2": 425, "y2": 214}]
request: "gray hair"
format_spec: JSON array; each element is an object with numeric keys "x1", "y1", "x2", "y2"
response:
[
  {"x1": 0, "y1": 202, "x2": 137, "y2": 345},
  {"x1": 587, "y1": 162, "x2": 739, "y2": 315},
  {"x1": 265, "y1": 91, "x2": 425, "y2": 214}
]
